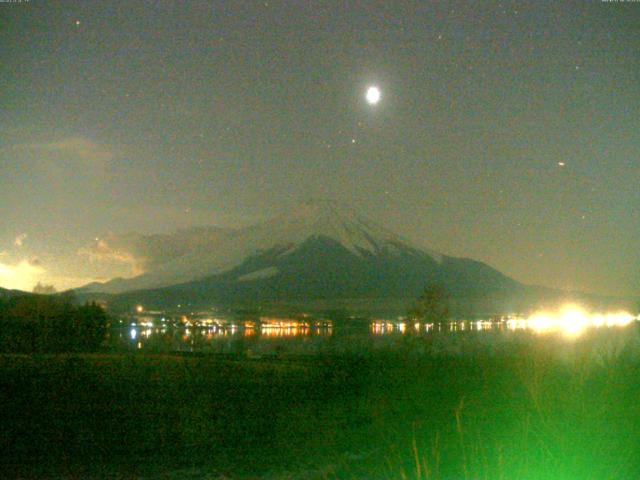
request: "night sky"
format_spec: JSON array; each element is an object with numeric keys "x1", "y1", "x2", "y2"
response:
[{"x1": 1, "y1": 1, "x2": 638, "y2": 296}]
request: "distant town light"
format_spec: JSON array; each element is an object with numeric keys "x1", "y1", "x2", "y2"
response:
[{"x1": 511, "y1": 304, "x2": 636, "y2": 337}]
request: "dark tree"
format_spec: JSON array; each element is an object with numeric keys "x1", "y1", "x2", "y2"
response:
[
  {"x1": 33, "y1": 282, "x2": 57, "y2": 294},
  {"x1": 0, "y1": 294, "x2": 108, "y2": 353},
  {"x1": 407, "y1": 283, "x2": 450, "y2": 326},
  {"x1": 73, "y1": 302, "x2": 108, "y2": 351}
]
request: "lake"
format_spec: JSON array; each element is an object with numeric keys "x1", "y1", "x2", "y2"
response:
[{"x1": 107, "y1": 315, "x2": 640, "y2": 358}]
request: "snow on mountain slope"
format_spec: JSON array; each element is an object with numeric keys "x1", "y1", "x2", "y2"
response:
[
  {"x1": 241, "y1": 200, "x2": 442, "y2": 259},
  {"x1": 237, "y1": 266, "x2": 280, "y2": 282},
  {"x1": 81, "y1": 200, "x2": 444, "y2": 294}
]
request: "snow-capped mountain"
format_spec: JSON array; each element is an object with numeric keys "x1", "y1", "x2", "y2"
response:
[
  {"x1": 79, "y1": 200, "x2": 522, "y2": 307},
  {"x1": 82, "y1": 200, "x2": 439, "y2": 293}
]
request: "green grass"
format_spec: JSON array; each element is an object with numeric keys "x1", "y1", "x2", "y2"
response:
[{"x1": 1, "y1": 329, "x2": 640, "y2": 479}]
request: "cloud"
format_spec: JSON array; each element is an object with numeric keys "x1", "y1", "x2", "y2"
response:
[
  {"x1": 0, "y1": 257, "x2": 103, "y2": 292},
  {"x1": 6, "y1": 137, "x2": 115, "y2": 183},
  {"x1": 13, "y1": 137, "x2": 114, "y2": 165},
  {"x1": 77, "y1": 226, "x2": 231, "y2": 277},
  {"x1": 0, "y1": 259, "x2": 45, "y2": 291},
  {"x1": 14, "y1": 233, "x2": 27, "y2": 247},
  {"x1": 77, "y1": 237, "x2": 142, "y2": 274}
]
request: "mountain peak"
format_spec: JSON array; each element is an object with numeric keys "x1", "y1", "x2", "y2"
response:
[{"x1": 262, "y1": 199, "x2": 403, "y2": 256}]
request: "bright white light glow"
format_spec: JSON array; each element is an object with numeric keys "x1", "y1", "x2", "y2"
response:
[
  {"x1": 0, "y1": 260, "x2": 45, "y2": 291},
  {"x1": 511, "y1": 304, "x2": 636, "y2": 338},
  {"x1": 366, "y1": 86, "x2": 381, "y2": 105}
]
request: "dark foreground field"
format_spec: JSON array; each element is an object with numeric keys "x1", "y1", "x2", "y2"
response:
[{"x1": 2, "y1": 330, "x2": 640, "y2": 479}]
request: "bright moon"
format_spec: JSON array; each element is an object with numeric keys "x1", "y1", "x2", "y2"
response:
[{"x1": 366, "y1": 86, "x2": 381, "y2": 105}]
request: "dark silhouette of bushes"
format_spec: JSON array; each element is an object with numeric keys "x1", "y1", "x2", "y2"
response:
[{"x1": 0, "y1": 293, "x2": 107, "y2": 353}]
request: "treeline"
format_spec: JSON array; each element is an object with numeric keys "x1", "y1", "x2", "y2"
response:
[{"x1": 0, "y1": 293, "x2": 108, "y2": 353}]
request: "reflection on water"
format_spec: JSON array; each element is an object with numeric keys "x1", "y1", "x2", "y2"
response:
[
  {"x1": 109, "y1": 318, "x2": 335, "y2": 354},
  {"x1": 107, "y1": 308, "x2": 638, "y2": 355},
  {"x1": 369, "y1": 307, "x2": 637, "y2": 338},
  {"x1": 370, "y1": 319, "x2": 498, "y2": 335},
  {"x1": 259, "y1": 317, "x2": 334, "y2": 338}
]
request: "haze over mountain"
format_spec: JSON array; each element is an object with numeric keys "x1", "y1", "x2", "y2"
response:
[{"x1": 77, "y1": 200, "x2": 538, "y2": 313}]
